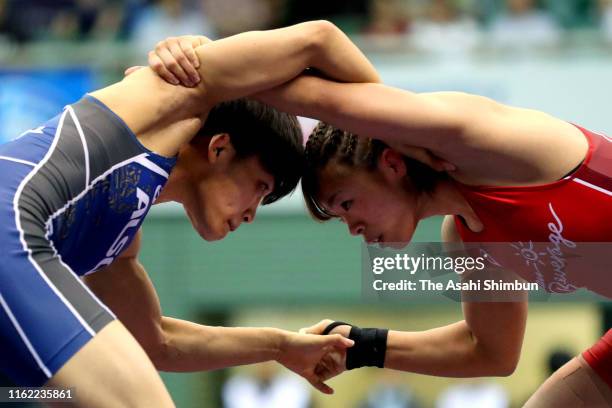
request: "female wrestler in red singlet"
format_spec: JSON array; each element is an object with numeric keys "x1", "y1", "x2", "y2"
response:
[
  {"x1": 151, "y1": 38, "x2": 612, "y2": 407},
  {"x1": 289, "y1": 84, "x2": 612, "y2": 406},
  {"x1": 453, "y1": 125, "x2": 612, "y2": 405}
]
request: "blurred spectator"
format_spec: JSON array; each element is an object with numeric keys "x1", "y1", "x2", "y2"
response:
[
  {"x1": 410, "y1": 0, "x2": 480, "y2": 57},
  {"x1": 202, "y1": 0, "x2": 282, "y2": 38},
  {"x1": 0, "y1": 0, "x2": 68, "y2": 43},
  {"x1": 49, "y1": 8, "x2": 80, "y2": 40},
  {"x1": 488, "y1": 0, "x2": 561, "y2": 50},
  {"x1": 358, "y1": 371, "x2": 422, "y2": 408},
  {"x1": 130, "y1": 0, "x2": 215, "y2": 54},
  {"x1": 284, "y1": 0, "x2": 368, "y2": 34},
  {"x1": 222, "y1": 362, "x2": 311, "y2": 408},
  {"x1": 49, "y1": 0, "x2": 112, "y2": 41},
  {"x1": 436, "y1": 380, "x2": 509, "y2": 408},
  {"x1": 363, "y1": 0, "x2": 410, "y2": 35},
  {"x1": 542, "y1": 0, "x2": 591, "y2": 29},
  {"x1": 599, "y1": 0, "x2": 612, "y2": 42},
  {"x1": 0, "y1": 0, "x2": 7, "y2": 41},
  {"x1": 0, "y1": 0, "x2": 125, "y2": 43},
  {"x1": 81, "y1": 0, "x2": 125, "y2": 41}
]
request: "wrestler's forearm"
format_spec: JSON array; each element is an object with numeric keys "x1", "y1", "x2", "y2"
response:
[
  {"x1": 155, "y1": 317, "x2": 288, "y2": 372},
  {"x1": 194, "y1": 21, "x2": 379, "y2": 104},
  {"x1": 385, "y1": 321, "x2": 516, "y2": 377}
]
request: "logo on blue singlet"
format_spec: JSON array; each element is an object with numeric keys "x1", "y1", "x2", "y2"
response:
[{"x1": 88, "y1": 185, "x2": 161, "y2": 273}]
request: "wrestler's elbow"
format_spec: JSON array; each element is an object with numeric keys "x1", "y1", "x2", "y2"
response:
[
  {"x1": 493, "y1": 354, "x2": 519, "y2": 376},
  {"x1": 477, "y1": 345, "x2": 520, "y2": 377},
  {"x1": 495, "y1": 334, "x2": 523, "y2": 376},
  {"x1": 147, "y1": 336, "x2": 172, "y2": 371},
  {"x1": 136, "y1": 324, "x2": 171, "y2": 370},
  {"x1": 470, "y1": 331, "x2": 521, "y2": 377},
  {"x1": 302, "y1": 20, "x2": 340, "y2": 58},
  {"x1": 468, "y1": 352, "x2": 518, "y2": 377},
  {"x1": 309, "y1": 20, "x2": 339, "y2": 42}
]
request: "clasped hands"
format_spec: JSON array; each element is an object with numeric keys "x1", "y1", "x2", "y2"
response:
[{"x1": 276, "y1": 319, "x2": 351, "y2": 394}]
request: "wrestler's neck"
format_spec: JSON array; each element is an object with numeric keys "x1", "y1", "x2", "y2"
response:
[
  {"x1": 154, "y1": 151, "x2": 204, "y2": 205},
  {"x1": 415, "y1": 179, "x2": 483, "y2": 233},
  {"x1": 154, "y1": 139, "x2": 216, "y2": 204},
  {"x1": 155, "y1": 173, "x2": 183, "y2": 204}
]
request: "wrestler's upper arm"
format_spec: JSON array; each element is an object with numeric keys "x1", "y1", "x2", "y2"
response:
[
  {"x1": 441, "y1": 215, "x2": 526, "y2": 374},
  {"x1": 117, "y1": 229, "x2": 142, "y2": 259},
  {"x1": 261, "y1": 76, "x2": 472, "y2": 151}
]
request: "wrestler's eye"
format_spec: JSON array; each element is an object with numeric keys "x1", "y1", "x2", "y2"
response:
[{"x1": 340, "y1": 200, "x2": 353, "y2": 211}]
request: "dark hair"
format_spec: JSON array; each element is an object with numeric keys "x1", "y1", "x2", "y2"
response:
[
  {"x1": 196, "y1": 99, "x2": 304, "y2": 205},
  {"x1": 303, "y1": 122, "x2": 445, "y2": 221}
]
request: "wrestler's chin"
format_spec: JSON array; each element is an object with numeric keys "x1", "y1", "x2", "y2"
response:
[
  {"x1": 195, "y1": 223, "x2": 227, "y2": 242},
  {"x1": 181, "y1": 207, "x2": 217, "y2": 241},
  {"x1": 185, "y1": 211, "x2": 225, "y2": 241}
]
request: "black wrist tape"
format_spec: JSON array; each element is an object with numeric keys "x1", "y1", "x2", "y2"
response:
[{"x1": 346, "y1": 326, "x2": 389, "y2": 370}]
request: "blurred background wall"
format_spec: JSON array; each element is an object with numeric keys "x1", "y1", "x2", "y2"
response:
[{"x1": 0, "y1": 1, "x2": 610, "y2": 407}]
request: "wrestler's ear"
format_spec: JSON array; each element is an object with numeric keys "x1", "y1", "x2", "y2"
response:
[
  {"x1": 378, "y1": 148, "x2": 407, "y2": 180},
  {"x1": 207, "y1": 133, "x2": 235, "y2": 163}
]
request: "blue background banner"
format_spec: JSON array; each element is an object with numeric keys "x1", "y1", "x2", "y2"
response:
[{"x1": 0, "y1": 68, "x2": 94, "y2": 143}]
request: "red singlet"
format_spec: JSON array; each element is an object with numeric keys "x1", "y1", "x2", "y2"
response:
[{"x1": 453, "y1": 125, "x2": 612, "y2": 388}]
